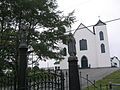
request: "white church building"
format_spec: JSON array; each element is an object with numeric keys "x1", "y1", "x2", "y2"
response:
[{"x1": 58, "y1": 20, "x2": 111, "y2": 69}]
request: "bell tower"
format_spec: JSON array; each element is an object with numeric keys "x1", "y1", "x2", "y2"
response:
[{"x1": 93, "y1": 20, "x2": 111, "y2": 67}]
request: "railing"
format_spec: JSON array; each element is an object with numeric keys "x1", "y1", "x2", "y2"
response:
[
  {"x1": 79, "y1": 71, "x2": 110, "y2": 90},
  {"x1": 1, "y1": 69, "x2": 118, "y2": 90},
  {"x1": 109, "y1": 82, "x2": 120, "y2": 90},
  {"x1": 0, "y1": 69, "x2": 64, "y2": 90},
  {"x1": 26, "y1": 70, "x2": 64, "y2": 90}
]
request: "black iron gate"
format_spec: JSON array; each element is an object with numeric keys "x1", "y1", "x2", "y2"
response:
[{"x1": 0, "y1": 69, "x2": 64, "y2": 90}]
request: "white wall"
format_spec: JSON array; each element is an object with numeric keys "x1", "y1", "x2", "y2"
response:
[
  {"x1": 74, "y1": 24, "x2": 98, "y2": 68},
  {"x1": 94, "y1": 25, "x2": 111, "y2": 67}
]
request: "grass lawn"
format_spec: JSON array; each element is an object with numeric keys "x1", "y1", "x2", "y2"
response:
[{"x1": 83, "y1": 69, "x2": 120, "y2": 90}]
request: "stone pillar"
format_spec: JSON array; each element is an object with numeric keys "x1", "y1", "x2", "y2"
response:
[
  {"x1": 68, "y1": 56, "x2": 81, "y2": 90},
  {"x1": 18, "y1": 43, "x2": 28, "y2": 90},
  {"x1": 67, "y1": 33, "x2": 81, "y2": 90}
]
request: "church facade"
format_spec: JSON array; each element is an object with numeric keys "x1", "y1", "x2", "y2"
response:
[{"x1": 59, "y1": 20, "x2": 111, "y2": 69}]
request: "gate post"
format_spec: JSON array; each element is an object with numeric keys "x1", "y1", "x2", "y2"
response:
[
  {"x1": 61, "y1": 70, "x2": 65, "y2": 90},
  {"x1": 18, "y1": 26, "x2": 28, "y2": 90},
  {"x1": 109, "y1": 82, "x2": 112, "y2": 90},
  {"x1": 18, "y1": 42, "x2": 28, "y2": 90},
  {"x1": 68, "y1": 56, "x2": 80, "y2": 90},
  {"x1": 67, "y1": 33, "x2": 81, "y2": 90}
]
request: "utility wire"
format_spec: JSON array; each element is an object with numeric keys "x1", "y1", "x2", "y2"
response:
[
  {"x1": 105, "y1": 18, "x2": 120, "y2": 23},
  {"x1": 65, "y1": 17, "x2": 120, "y2": 35}
]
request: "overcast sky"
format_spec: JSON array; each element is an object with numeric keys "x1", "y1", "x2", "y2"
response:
[{"x1": 39, "y1": 0, "x2": 120, "y2": 68}]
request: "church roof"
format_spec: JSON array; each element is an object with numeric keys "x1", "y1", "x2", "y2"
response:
[
  {"x1": 111, "y1": 56, "x2": 120, "y2": 61},
  {"x1": 94, "y1": 20, "x2": 106, "y2": 26},
  {"x1": 73, "y1": 23, "x2": 94, "y2": 35}
]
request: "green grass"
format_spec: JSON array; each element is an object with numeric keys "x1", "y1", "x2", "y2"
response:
[{"x1": 83, "y1": 69, "x2": 120, "y2": 90}]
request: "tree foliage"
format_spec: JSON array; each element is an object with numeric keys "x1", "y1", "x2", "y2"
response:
[{"x1": 0, "y1": 0, "x2": 75, "y2": 71}]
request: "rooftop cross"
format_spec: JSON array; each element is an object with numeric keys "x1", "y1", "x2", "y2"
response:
[{"x1": 98, "y1": 16, "x2": 101, "y2": 20}]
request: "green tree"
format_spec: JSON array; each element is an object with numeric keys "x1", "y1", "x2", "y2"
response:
[{"x1": 0, "y1": 0, "x2": 75, "y2": 74}]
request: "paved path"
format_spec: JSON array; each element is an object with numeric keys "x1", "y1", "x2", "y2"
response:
[
  {"x1": 62, "y1": 67, "x2": 120, "y2": 89},
  {"x1": 79, "y1": 67, "x2": 120, "y2": 88}
]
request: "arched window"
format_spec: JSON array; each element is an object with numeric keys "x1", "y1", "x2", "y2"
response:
[
  {"x1": 81, "y1": 56, "x2": 88, "y2": 68},
  {"x1": 63, "y1": 48, "x2": 67, "y2": 56},
  {"x1": 99, "y1": 31, "x2": 104, "y2": 40},
  {"x1": 79, "y1": 39, "x2": 87, "y2": 50},
  {"x1": 60, "y1": 47, "x2": 67, "y2": 56},
  {"x1": 101, "y1": 44, "x2": 105, "y2": 53}
]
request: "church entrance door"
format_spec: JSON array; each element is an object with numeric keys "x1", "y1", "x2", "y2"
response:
[{"x1": 81, "y1": 56, "x2": 88, "y2": 68}]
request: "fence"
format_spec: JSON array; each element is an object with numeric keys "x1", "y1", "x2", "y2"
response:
[
  {"x1": 0, "y1": 69, "x2": 118, "y2": 90},
  {"x1": 62, "y1": 70, "x2": 113, "y2": 90},
  {"x1": 0, "y1": 69, "x2": 64, "y2": 90},
  {"x1": 109, "y1": 82, "x2": 120, "y2": 90},
  {"x1": 0, "y1": 75, "x2": 15, "y2": 90},
  {"x1": 79, "y1": 71, "x2": 110, "y2": 90}
]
